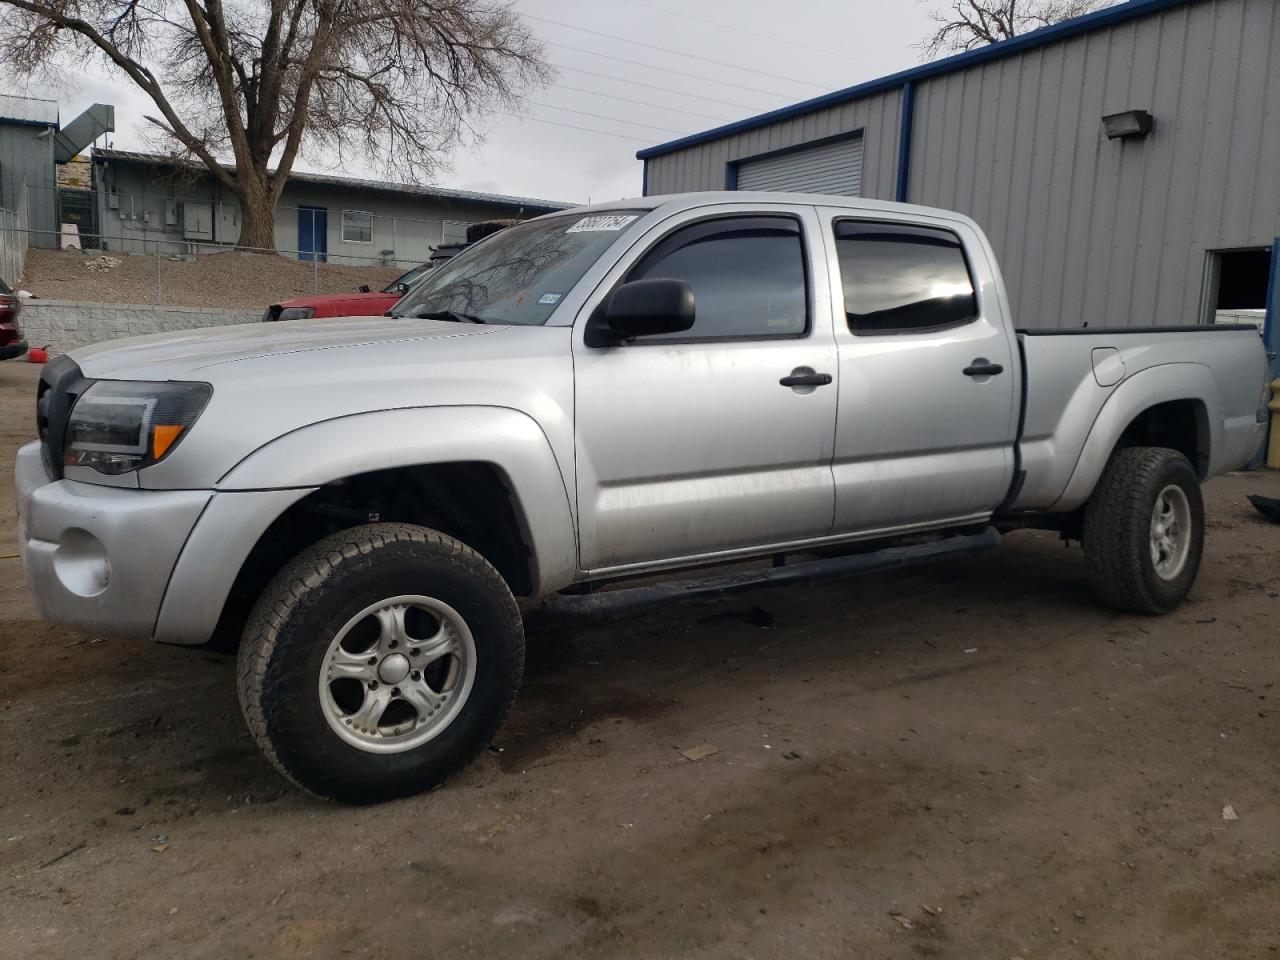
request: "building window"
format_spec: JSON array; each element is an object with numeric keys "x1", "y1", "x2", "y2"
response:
[
  {"x1": 442, "y1": 220, "x2": 470, "y2": 245},
  {"x1": 833, "y1": 221, "x2": 977, "y2": 335},
  {"x1": 341, "y1": 210, "x2": 373, "y2": 243}
]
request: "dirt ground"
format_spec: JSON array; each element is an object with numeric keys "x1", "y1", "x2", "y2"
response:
[
  {"x1": 1, "y1": 358, "x2": 1278, "y2": 960},
  {"x1": 18, "y1": 248, "x2": 407, "y2": 309}
]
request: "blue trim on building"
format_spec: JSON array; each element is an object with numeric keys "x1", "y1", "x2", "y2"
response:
[
  {"x1": 1266, "y1": 237, "x2": 1280, "y2": 378},
  {"x1": 724, "y1": 162, "x2": 738, "y2": 190},
  {"x1": 636, "y1": 0, "x2": 1195, "y2": 161},
  {"x1": 642, "y1": 160, "x2": 649, "y2": 197},
  {"x1": 895, "y1": 81, "x2": 915, "y2": 203}
]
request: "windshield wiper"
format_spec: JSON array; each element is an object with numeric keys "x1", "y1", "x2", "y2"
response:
[{"x1": 407, "y1": 308, "x2": 486, "y2": 324}]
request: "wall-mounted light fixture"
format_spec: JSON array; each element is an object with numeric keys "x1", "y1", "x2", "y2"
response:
[{"x1": 1102, "y1": 110, "x2": 1154, "y2": 140}]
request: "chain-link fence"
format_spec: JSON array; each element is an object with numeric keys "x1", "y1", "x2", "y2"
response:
[
  {"x1": 0, "y1": 188, "x2": 30, "y2": 288},
  {"x1": 1, "y1": 223, "x2": 433, "y2": 307}
]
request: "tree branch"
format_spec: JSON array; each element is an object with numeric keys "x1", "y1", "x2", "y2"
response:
[
  {"x1": 0, "y1": 0, "x2": 237, "y2": 189},
  {"x1": 918, "y1": 0, "x2": 1112, "y2": 58}
]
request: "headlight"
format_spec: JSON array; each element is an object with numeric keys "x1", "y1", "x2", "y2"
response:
[
  {"x1": 277, "y1": 306, "x2": 315, "y2": 322},
  {"x1": 65, "y1": 381, "x2": 212, "y2": 475}
]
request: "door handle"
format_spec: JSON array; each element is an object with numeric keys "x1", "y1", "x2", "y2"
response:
[
  {"x1": 779, "y1": 371, "x2": 833, "y2": 388},
  {"x1": 962, "y1": 359, "x2": 1004, "y2": 378}
]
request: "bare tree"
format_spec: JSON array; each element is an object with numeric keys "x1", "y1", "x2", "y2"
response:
[
  {"x1": 0, "y1": 0, "x2": 550, "y2": 250},
  {"x1": 919, "y1": 0, "x2": 1115, "y2": 59}
]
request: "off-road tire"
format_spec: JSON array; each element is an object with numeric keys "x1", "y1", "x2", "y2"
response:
[
  {"x1": 236, "y1": 523, "x2": 524, "y2": 804},
  {"x1": 1083, "y1": 446, "x2": 1204, "y2": 614}
]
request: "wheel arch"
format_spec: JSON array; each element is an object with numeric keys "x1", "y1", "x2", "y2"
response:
[
  {"x1": 155, "y1": 406, "x2": 578, "y2": 647},
  {"x1": 1054, "y1": 363, "x2": 1221, "y2": 511}
]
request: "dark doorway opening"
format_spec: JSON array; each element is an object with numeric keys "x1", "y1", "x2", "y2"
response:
[
  {"x1": 1206, "y1": 247, "x2": 1272, "y2": 324},
  {"x1": 1217, "y1": 249, "x2": 1271, "y2": 309}
]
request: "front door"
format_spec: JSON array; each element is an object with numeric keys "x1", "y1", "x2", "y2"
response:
[
  {"x1": 298, "y1": 207, "x2": 328, "y2": 262},
  {"x1": 821, "y1": 211, "x2": 1019, "y2": 533},
  {"x1": 573, "y1": 206, "x2": 839, "y2": 573}
]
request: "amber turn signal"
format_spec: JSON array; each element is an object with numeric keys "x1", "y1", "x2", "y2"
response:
[{"x1": 151, "y1": 424, "x2": 185, "y2": 460}]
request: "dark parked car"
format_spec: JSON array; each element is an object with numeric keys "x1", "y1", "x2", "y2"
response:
[{"x1": 0, "y1": 279, "x2": 26, "y2": 360}]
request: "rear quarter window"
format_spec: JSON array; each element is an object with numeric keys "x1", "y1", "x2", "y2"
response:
[{"x1": 834, "y1": 221, "x2": 977, "y2": 335}]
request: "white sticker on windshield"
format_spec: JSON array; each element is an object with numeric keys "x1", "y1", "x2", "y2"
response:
[
  {"x1": 566, "y1": 215, "x2": 638, "y2": 234},
  {"x1": 538, "y1": 292, "x2": 563, "y2": 305}
]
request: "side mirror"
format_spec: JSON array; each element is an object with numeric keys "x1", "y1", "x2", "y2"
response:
[
  {"x1": 592, "y1": 278, "x2": 695, "y2": 345},
  {"x1": 395, "y1": 282, "x2": 409, "y2": 294},
  {"x1": 358, "y1": 284, "x2": 371, "y2": 293}
]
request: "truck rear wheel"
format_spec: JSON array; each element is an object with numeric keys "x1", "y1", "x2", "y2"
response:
[
  {"x1": 236, "y1": 523, "x2": 524, "y2": 803},
  {"x1": 1083, "y1": 446, "x2": 1204, "y2": 614}
]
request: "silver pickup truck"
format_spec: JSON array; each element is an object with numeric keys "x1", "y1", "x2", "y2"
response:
[{"x1": 16, "y1": 192, "x2": 1269, "y2": 803}]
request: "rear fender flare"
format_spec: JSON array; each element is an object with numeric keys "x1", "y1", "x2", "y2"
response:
[{"x1": 1054, "y1": 363, "x2": 1219, "y2": 511}]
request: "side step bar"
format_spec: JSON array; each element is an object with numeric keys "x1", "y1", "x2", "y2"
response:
[{"x1": 544, "y1": 527, "x2": 1001, "y2": 620}]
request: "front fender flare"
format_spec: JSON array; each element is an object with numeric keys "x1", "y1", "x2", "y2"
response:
[
  {"x1": 218, "y1": 405, "x2": 578, "y2": 591},
  {"x1": 155, "y1": 406, "x2": 577, "y2": 645}
]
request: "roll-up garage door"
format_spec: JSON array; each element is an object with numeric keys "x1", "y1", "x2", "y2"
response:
[{"x1": 734, "y1": 135, "x2": 863, "y2": 196}]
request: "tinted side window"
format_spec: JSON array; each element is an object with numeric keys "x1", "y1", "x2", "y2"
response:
[
  {"x1": 628, "y1": 217, "x2": 807, "y2": 339},
  {"x1": 834, "y1": 222, "x2": 977, "y2": 334}
]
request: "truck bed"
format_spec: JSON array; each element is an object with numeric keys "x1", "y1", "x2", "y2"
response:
[{"x1": 1008, "y1": 323, "x2": 1267, "y2": 513}]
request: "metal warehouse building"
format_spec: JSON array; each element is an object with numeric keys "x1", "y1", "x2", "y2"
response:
[{"x1": 638, "y1": 0, "x2": 1279, "y2": 349}]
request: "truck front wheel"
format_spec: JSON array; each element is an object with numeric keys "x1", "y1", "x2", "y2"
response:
[
  {"x1": 1083, "y1": 446, "x2": 1204, "y2": 614},
  {"x1": 236, "y1": 523, "x2": 524, "y2": 803}
]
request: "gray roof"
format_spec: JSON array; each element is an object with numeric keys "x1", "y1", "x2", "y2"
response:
[
  {"x1": 93, "y1": 148, "x2": 576, "y2": 211},
  {"x1": 0, "y1": 94, "x2": 58, "y2": 127}
]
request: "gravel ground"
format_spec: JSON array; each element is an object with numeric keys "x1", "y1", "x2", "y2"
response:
[
  {"x1": 18, "y1": 248, "x2": 407, "y2": 309},
  {"x1": 2, "y1": 359, "x2": 1279, "y2": 959}
]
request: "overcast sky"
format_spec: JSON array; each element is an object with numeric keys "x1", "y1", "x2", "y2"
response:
[{"x1": 21, "y1": 0, "x2": 935, "y2": 205}]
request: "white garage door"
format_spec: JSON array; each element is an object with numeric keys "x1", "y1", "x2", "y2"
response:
[{"x1": 734, "y1": 135, "x2": 863, "y2": 196}]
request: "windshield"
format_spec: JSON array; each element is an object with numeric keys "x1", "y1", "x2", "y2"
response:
[
  {"x1": 384, "y1": 260, "x2": 434, "y2": 293},
  {"x1": 391, "y1": 210, "x2": 644, "y2": 325}
]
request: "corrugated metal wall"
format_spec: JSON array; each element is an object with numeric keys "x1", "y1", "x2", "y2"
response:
[
  {"x1": 642, "y1": 0, "x2": 1280, "y2": 330},
  {"x1": 644, "y1": 88, "x2": 901, "y2": 199},
  {"x1": 909, "y1": 0, "x2": 1280, "y2": 328},
  {"x1": 0, "y1": 124, "x2": 56, "y2": 245}
]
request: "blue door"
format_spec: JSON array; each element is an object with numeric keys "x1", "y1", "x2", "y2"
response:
[{"x1": 298, "y1": 207, "x2": 328, "y2": 262}]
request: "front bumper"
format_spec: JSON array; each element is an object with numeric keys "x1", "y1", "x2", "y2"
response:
[{"x1": 16, "y1": 441, "x2": 211, "y2": 639}]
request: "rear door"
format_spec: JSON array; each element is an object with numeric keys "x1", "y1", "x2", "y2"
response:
[
  {"x1": 820, "y1": 209, "x2": 1019, "y2": 533},
  {"x1": 572, "y1": 203, "x2": 839, "y2": 573}
]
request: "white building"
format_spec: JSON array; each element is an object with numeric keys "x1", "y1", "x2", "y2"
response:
[{"x1": 90, "y1": 148, "x2": 573, "y2": 266}]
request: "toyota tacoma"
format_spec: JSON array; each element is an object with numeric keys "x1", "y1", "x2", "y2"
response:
[{"x1": 16, "y1": 193, "x2": 1269, "y2": 803}]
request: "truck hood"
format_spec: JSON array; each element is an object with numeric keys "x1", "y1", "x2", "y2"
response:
[
  {"x1": 72, "y1": 315, "x2": 502, "y2": 379},
  {"x1": 73, "y1": 317, "x2": 574, "y2": 492}
]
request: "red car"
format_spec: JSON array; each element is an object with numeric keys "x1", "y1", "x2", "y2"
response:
[
  {"x1": 0, "y1": 279, "x2": 25, "y2": 360},
  {"x1": 263, "y1": 260, "x2": 437, "y2": 322},
  {"x1": 263, "y1": 221, "x2": 515, "y2": 322}
]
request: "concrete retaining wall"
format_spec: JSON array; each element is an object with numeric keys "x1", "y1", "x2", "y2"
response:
[{"x1": 20, "y1": 299, "x2": 260, "y2": 355}]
